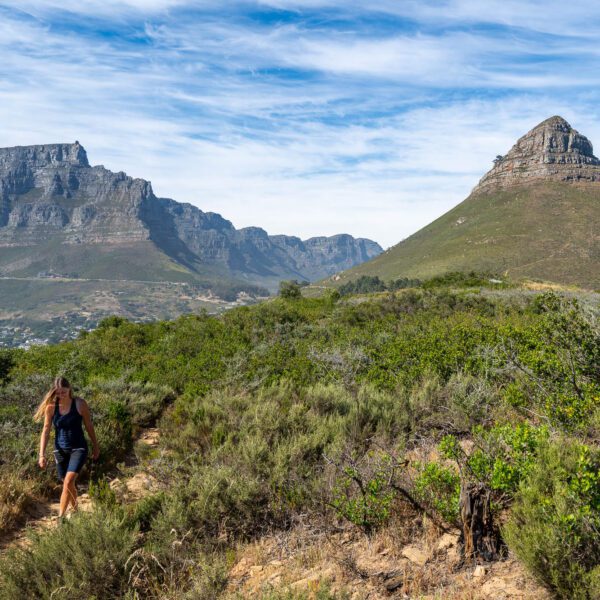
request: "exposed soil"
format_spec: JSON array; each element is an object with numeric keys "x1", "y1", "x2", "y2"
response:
[{"x1": 227, "y1": 520, "x2": 550, "y2": 599}]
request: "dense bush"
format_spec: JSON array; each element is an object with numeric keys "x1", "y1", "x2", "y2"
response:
[
  {"x1": 421, "y1": 270, "x2": 505, "y2": 289},
  {"x1": 338, "y1": 275, "x2": 421, "y2": 296},
  {"x1": 0, "y1": 508, "x2": 138, "y2": 600},
  {"x1": 504, "y1": 440, "x2": 600, "y2": 599},
  {"x1": 412, "y1": 461, "x2": 460, "y2": 524},
  {"x1": 339, "y1": 275, "x2": 387, "y2": 295},
  {"x1": 279, "y1": 280, "x2": 302, "y2": 299},
  {"x1": 500, "y1": 293, "x2": 600, "y2": 432},
  {"x1": 156, "y1": 382, "x2": 407, "y2": 539}
]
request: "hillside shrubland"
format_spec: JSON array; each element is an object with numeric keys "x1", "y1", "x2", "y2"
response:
[{"x1": 0, "y1": 284, "x2": 598, "y2": 599}]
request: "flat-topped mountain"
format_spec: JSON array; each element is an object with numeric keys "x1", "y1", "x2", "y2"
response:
[
  {"x1": 0, "y1": 142, "x2": 381, "y2": 290},
  {"x1": 332, "y1": 116, "x2": 600, "y2": 289}
]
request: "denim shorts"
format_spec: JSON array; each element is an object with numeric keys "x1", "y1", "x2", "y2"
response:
[{"x1": 53, "y1": 447, "x2": 88, "y2": 481}]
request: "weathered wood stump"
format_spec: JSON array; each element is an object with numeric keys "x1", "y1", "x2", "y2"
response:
[{"x1": 459, "y1": 482, "x2": 502, "y2": 563}]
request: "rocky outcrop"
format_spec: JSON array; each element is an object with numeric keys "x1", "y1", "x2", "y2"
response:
[
  {"x1": 474, "y1": 116, "x2": 600, "y2": 192},
  {"x1": 0, "y1": 143, "x2": 151, "y2": 245},
  {"x1": 0, "y1": 142, "x2": 382, "y2": 286}
]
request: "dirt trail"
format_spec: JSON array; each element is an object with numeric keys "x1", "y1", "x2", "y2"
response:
[{"x1": 0, "y1": 427, "x2": 160, "y2": 554}]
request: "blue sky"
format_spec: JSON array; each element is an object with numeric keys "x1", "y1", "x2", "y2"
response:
[{"x1": 1, "y1": 1, "x2": 599, "y2": 247}]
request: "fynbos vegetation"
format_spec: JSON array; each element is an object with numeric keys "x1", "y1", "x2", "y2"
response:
[{"x1": 0, "y1": 284, "x2": 598, "y2": 598}]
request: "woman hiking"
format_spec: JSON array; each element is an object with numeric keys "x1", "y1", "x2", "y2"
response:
[{"x1": 35, "y1": 377, "x2": 100, "y2": 519}]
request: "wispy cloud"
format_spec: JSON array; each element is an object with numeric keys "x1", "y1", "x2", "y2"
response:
[{"x1": 0, "y1": 1, "x2": 599, "y2": 247}]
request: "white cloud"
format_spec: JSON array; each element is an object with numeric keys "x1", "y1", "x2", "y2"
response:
[
  {"x1": 258, "y1": 0, "x2": 600, "y2": 37},
  {"x1": 1, "y1": 0, "x2": 188, "y2": 16},
  {"x1": 0, "y1": 2, "x2": 599, "y2": 250}
]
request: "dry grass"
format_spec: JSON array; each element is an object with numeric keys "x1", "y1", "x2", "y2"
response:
[
  {"x1": 226, "y1": 506, "x2": 549, "y2": 600},
  {"x1": 0, "y1": 472, "x2": 39, "y2": 534}
]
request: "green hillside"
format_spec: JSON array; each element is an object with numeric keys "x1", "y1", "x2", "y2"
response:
[
  {"x1": 0, "y1": 239, "x2": 201, "y2": 283},
  {"x1": 335, "y1": 182, "x2": 600, "y2": 289},
  {"x1": 0, "y1": 286, "x2": 598, "y2": 598}
]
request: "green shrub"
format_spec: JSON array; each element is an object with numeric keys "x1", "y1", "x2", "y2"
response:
[
  {"x1": 0, "y1": 508, "x2": 138, "y2": 600},
  {"x1": 84, "y1": 378, "x2": 174, "y2": 430},
  {"x1": 421, "y1": 270, "x2": 504, "y2": 289},
  {"x1": 504, "y1": 440, "x2": 600, "y2": 599},
  {"x1": 0, "y1": 349, "x2": 17, "y2": 385},
  {"x1": 339, "y1": 275, "x2": 421, "y2": 296},
  {"x1": 408, "y1": 373, "x2": 497, "y2": 433},
  {"x1": 468, "y1": 423, "x2": 549, "y2": 495},
  {"x1": 330, "y1": 451, "x2": 396, "y2": 532},
  {"x1": 412, "y1": 461, "x2": 460, "y2": 524},
  {"x1": 126, "y1": 493, "x2": 164, "y2": 532},
  {"x1": 501, "y1": 292, "x2": 600, "y2": 431},
  {"x1": 279, "y1": 280, "x2": 302, "y2": 299},
  {"x1": 88, "y1": 477, "x2": 119, "y2": 509},
  {"x1": 339, "y1": 275, "x2": 387, "y2": 296},
  {"x1": 181, "y1": 552, "x2": 229, "y2": 600}
]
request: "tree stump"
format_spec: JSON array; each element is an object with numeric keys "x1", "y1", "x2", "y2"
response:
[{"x1": 459, "y1": 482, "x2": 501, "y2": 563}]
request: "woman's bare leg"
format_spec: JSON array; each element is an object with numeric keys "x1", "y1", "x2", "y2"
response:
[
  {"x1": 59, "y1": 472, "x2": 78, "y2": 516},
  {"x1": 68, "y1": 474, "x2": 78, "y2": 510}
]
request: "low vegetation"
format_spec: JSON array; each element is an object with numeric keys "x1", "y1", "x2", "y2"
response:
[
  {"x1": 0, "y1": 282, "x2": 598, "y2": 598},
  {"x1": 338, "y1": 275, "x2": 422, "y2": 296}
]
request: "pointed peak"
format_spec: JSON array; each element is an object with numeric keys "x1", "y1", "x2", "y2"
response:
[
  {"x1": 533, "y1": 115, "x2": 571, "y2": 130},
  {"x1": 474, "y1": 116, "x2": 600, "y2": 192}
]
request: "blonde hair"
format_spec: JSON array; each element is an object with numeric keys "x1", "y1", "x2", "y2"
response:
[{"x1": 33, "y1": 376, "x2": 72, "y2": 422}]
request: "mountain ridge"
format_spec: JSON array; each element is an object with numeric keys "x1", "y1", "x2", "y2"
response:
[{"x1": 0, "y1": 142, "x2": 382, "y2": 289}]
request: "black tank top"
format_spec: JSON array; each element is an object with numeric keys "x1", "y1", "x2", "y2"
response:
[{"x1": 53, "y1": 397, "x2": 88, "y2": 451}]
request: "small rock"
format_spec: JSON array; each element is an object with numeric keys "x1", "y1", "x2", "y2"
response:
[
  {"x1": 436, "y1": 533, "x2": 459, "y2": 552},
  {"x1": 139, "y1": 428, "x2": 160, "y2": 446},
  {"x1": 401, "y1": 545, "x2": 429, "y2": 566},
  {"x1": 473, "y1": 565, "x2": 487, "y2": 578},
  {"x1": 290, "y1": 572, "x2": 325, "y2": 589},
  {"x1": 229, "y1": 557, "x2": 250, "y2": 578},
  {"x1": 385, "y1": 576, "x2": 404, "y2": 592},
  {"x1": 109, "y1": 478, "x2": 121, "y2": 489}
]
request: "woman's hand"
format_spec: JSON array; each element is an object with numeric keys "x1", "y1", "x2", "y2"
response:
[
  {"x1": 92, "y1": 446, "x2": 100, "y2": 460},
  {"x1": 38, "y1": 455, "x2": 47, "y2": 469}
]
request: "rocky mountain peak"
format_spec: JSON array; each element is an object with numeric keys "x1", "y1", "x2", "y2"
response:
[{"x1": 474, "y1": 116, "x2": 600, "y2": 192}]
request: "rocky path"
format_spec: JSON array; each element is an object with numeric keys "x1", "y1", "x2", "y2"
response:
[{"x1": 0, "y1": 427, "x2": 160, "y2": 554}]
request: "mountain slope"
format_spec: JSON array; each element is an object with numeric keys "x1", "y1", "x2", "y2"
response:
[
  {"x1": 333, "y1": 116, "x2": 600, "y2": 289},
  {"x1": 0, "y1": 142, "x2": 382, "y2": 290}
]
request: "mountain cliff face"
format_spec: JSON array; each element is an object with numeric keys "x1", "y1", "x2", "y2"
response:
[
  {"x1": 333, "y1": 116, "x2": 600, "y2": 289},
  {"x1": 0, "y1": 143, "x2": 382, "y2": 290},
  {"x1": 474, "y1": 116, "x2": 600, "y2": 192}
]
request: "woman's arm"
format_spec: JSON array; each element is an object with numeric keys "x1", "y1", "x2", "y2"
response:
[
  {"x1": 78, "y1": 399, "x2": 100, "y2": 460},
  {"x1": 38, "y1": 405, "x2": 52, "y2": 469}
]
